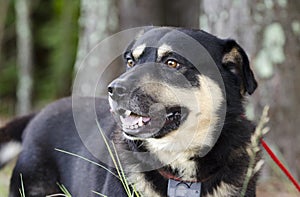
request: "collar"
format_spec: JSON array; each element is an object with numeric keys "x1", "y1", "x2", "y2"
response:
[{"x1": 158, "y1": 169, "x2": 212, "y2": 183}]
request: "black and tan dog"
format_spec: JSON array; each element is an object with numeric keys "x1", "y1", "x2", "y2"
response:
[{"x1": 0, "y1": 27, "x2": 260, "y2": 197}]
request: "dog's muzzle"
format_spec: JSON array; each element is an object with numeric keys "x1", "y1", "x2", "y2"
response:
[{"x1": 108, "y1": 80, "x2": 188, "y2": 139}]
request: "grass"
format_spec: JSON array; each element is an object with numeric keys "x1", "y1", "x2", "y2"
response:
[
  {"x1": 241, "y1": 106, "x2": 270, "y2": 197},
  {"x1": 0, "y1": 112, "x2": 298, "y2": 196},
  {"x1": 0, "y1": 160, "x2": 15, "y2": 196},
  {"x1": 96, "y1": 120, "x2": 140, "y2": 197},
  {"x1": 56, "y1": 183, "x2": 72, "y2": 197},
  {"x1": 52, "y1": 120, "x2": 140, "y2": 197},
  {"x1": 18, "y1": 174, "x2": 25, "y2": 197}
]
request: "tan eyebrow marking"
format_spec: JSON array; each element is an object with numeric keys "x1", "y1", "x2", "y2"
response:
[
  {"x1": 157, "y1": 44, "x2": 173, "y2": 60},
  {"x1": 132, "y1": 44, "x2": 146, "y2": 60}
]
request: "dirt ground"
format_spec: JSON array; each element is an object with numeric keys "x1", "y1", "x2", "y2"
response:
[{"x1": 257, "y1": 179, "x2": 299, "y2": 197}]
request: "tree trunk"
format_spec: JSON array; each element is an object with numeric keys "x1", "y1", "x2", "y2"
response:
[
  {"x1": 255, "y1": 1, "x2": 300, "y2": 179},
  {"x1": 201, "y1": 0, "x2": 300, "y2": 180},
  {"x1": 0, "y1": 0, "x2": 9, "y2": 64},
  {"x1": 15, "y1": 0, "x2": 33, "y2": 115},
  {"x1": 163, "y1": 0, "x2": 200, "y2": 29},
  {"x1": 74, "y1": 0, "x2": 119, "y2": 96},
  {"x1": 118, "y1": 0, "x2": 164, "y2": 29},
  {"x1": 53, "y1": 0, "x2": 79, "y2": 97},
  {"x1": 74, "y1": 0, "x2": 118, "y2": 72},
  {"x1": 119, "y1": 0, "x2": 200, "y2": 29}
]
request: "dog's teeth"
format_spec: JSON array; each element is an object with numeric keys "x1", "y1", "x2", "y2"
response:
[
  {"x1": 167, "y1": 112, "x2": 173, "y2": 117},
  {"x1": 124, "y1": 110, "x2": 131, "y2": 117},
  {"x1": 134, "y1": 124, "x2": 138, "y2": 129},
  {"x1": 130, "y1": 125, "x2": 134, "y2": 129},
  {"x1": 138, "y1": 117, "x2": 143, "y2": 126}
]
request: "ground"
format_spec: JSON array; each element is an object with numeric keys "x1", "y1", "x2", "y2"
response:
[
  {"x1": 0, "y1": 119, "x2": 298, "y2": 196},
  {"x1": 0, "y1": 162, "x2": 13, "y2": 197},
  {"x1": 0, "y1": 158, "x2": 298, "y2": 196}
]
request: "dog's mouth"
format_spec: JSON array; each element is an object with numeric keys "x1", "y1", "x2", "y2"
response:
[
  {"x1": 120, "y1": 110, "x2": 151, "y2": 130},
  {"x1": 114, "y1": 106, "x2": 188, "y2": 139}
]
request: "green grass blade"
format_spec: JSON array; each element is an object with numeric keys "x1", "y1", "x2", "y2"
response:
[
  {"x1": 131, "y1": 184, "x2": 140, "y2": 197},
  {"x1": 54, "y1": 148, "x2": 119, "y2": 179},
  {"x1": 19, "y1": 174, "x2": 25, "y2": 197},
  {"x1": 96, "y1": 120, "x2": 132, "y2": 196},
  {"x1": 57, "y1": 183, "x2": 72, "y2": 197},
  {"x1": 92, "y1": 190, "x2": 108, "y2": 197},
  {"x1": 111, "y1": 142, "x2": 135, "y2": 196}
]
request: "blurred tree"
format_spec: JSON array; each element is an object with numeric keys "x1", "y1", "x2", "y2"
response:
[
  {"x1": 73, "y1": 0, "x2": 119, "y2": 96},
  {"x1": 253, "y1": 0, "x2": 300, "y2": 180},
  {"x1": 0, "y1": 0, "x2": 9, "y2": 64},
  {"x1": 0, "y1": 1, "x2": 18, "y2": 116},
  {"x1": 200, "y1": 0, "x2": 300, "y2": 180},
  {"x1": 119, "y1": 0, "x2": 200, "y2": 29},
  {"x1": 74, "y1": 0, "x2": 118, "y2": 72},
  {"x1": 48, "y1": 0, "x2": 79, "y2": 98},
  {"x1": 31, "y1": 0, "x2": 79, "y2": 105},
  {"x1": 15, "y1": 0, "x2": 33, "y2": 115}
]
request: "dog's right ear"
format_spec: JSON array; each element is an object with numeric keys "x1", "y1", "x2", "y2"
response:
[{"x1": 222, "y1": 40, "x2": 257, "y2": 95}]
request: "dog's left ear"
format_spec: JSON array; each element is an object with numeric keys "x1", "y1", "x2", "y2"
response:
[{"x1": 222, "y1": 40, "x2": 257, "y2": 95}]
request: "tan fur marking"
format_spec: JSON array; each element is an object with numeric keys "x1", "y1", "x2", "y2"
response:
[
  {"x1": 222, "y1": 47, "x2": 247, "y2": 94},
  {"x1": 144, "y1": 75, "x2": 224, "y2": 179},
  {"x1": 145, "y1": 75, "x2": 223, "y2": 151},
  {"x1": 132, "y1": 44, "x2": 146, "y2": 60},
  {"x1": 204, "y1": 182, "x2": 238, "y2": 197},
  {"x1": 157, "y1": 44, "x2": 173, "y2": 60},
  {"x1": 127, "y1": 173, "x2": 161, "y2": 197},
  {"x1": 222, "y1": 47, "x2": 242, "y2": 65}
]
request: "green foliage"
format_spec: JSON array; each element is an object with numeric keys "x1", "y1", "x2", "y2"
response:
[
  {"x1": 0, "y1": 60, "x2": 17, "y2": 97},
  {"x1": 0, "y1": 59, "x2": 17, "y2": 115},
  {"x1": 0, "y1": 0, "x2": 80, "y2": 115},
  {"x1": 0, "y1": 1, "x2": 17, "y2": 106},
  {"x1": 33, "y1": 0, "x2": 80, "y2": 101}
]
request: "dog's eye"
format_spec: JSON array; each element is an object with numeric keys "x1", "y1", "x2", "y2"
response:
[
  {"x1": 166, "y1": 60, "x2": 179, "y2": 68},
  {"x1": 127, "y1": 59, "x2": 135, "y2": 67}
]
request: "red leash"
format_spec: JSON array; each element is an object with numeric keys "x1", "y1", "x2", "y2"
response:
[{"x1": 260, "y1": 138, "x2": 300, "y2": 192}]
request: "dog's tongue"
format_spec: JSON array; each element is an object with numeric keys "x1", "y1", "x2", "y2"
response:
[{"x1": 120, "y1": 115, "x2": 150, "y2": 126}]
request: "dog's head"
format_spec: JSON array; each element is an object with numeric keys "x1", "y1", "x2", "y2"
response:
[{"x1": 108, "y1": 27, "x2": 257, "y2": 153}]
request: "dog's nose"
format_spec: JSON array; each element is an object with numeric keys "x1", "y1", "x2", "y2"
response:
[{"x1": 107, "y1": 83, "x2": 127, "y2": 100}]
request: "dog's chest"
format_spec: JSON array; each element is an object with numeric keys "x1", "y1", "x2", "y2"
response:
[
  {"x1": 155, "y1": 150, "x2": 198, "y2": 181},
  {"x1": 145, "y1": 140, "x2": 198, "y2": 181}
]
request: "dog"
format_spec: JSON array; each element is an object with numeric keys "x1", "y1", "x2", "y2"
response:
[{"x1": 0, "y1": 27, "x2": 261, "y2": 197}]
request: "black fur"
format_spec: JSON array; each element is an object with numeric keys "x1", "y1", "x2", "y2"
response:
[
  {"x1": 0, "y1": 27, "x2": 260, "y2": 197},
  {"x1": 0, "y1": 114, "x2": 35, "y2": 143}
]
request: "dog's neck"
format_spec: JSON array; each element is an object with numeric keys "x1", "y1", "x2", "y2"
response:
[{"x1": 158, "y1": 167, "x2": 213, "y2": 183}]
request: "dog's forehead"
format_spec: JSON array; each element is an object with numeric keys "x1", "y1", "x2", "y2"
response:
[
  {"x1": 131, "y1": 28, "x2": 218, "y2": 67},
  {"x1": 132, "y1": 28, "x2": 189, "y2": 52},
  {"x1": 132, "y1": 28, "x2": 171, "y2": 47}
]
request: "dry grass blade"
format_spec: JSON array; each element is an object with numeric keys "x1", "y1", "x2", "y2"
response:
[
  {"x1": 240, "y1": 106, "x2": 270, "y2": 197},
  {"x1": 96, "y1": 120, "x2": 139, "y2": 197},
  {"x1": 92, "y1": 190, "x2": 108, "y2": 197}
]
